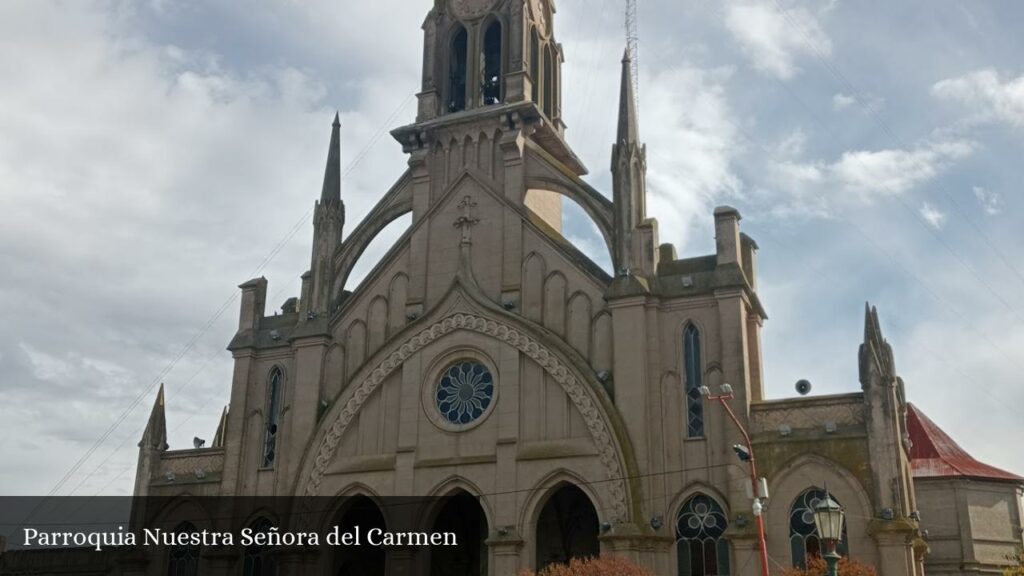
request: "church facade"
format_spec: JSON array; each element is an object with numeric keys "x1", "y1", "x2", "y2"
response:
[{"x1": 7, "y1": 1, "x2": 1022, "y2": 576}]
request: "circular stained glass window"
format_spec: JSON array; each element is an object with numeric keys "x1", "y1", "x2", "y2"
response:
[{"x1": 435, "y1": 361, "x2": 494, "y2": 425}]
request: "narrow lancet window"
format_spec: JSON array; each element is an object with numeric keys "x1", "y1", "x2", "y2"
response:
[
  {"x1": 262, "y1": 368, "x2": 282, "y2": 468},
  {"x1": 449, "y1": 26, "x2": 468, "y2": 113},
  {"x1": 530, "y1": 28, "x2": 540, "y2": 105},
  {"x1": 684, "y1": 325, "x2": 704, "y2": 437},
  {"x1": 543, "y1": 46, "x2": 554, "y2": 117},
  {"x1": 481, "y1": 21, "x2": 502, "y2": 105}
]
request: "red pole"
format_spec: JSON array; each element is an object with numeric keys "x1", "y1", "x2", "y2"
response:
[{"x1": 707, "y1": 391, "x2": 771, "y2": 576}]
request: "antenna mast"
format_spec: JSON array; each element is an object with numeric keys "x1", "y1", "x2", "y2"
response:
[{"x1": 625, "y1": 0, "x2": 639, "y2": 110}]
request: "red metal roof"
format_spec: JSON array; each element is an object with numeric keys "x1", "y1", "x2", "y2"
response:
[{"x1": 906, "y1": 403, "x2": 1023, "y2": 483}]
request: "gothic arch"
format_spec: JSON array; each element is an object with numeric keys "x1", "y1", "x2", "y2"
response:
[
  {"x1": 479, "y1": 14, "x2": 507, "y2": 106},
  {"x1": 345, "y1": 320, "x2": 367, "y2": 379},
  {"x1": 766, "y1": 453, "x2": 877, "y2": 566},
  {"x1": 322, "y1": 483, "x2": 390, "y2": 533},
  {"x1": 424, "y1": 475, "x2": 495, "y2": 529},
  {"x1": 522, "y1": 252, "x2": 546, "y2": 323},
  {"x1": 542, "y1": 271, "x2": 567, "y2": 335},
  {"x1": 330, "y1": 173, "x2": 413, "y2": 301},
  {"x1": 526, "y1": 472, "x2": 603, "y2": 570},
  {"x1": 298, "y1": 312, "x2": 633, "y2": 521},
  {"x1": 667, "y1": 482, "x2": 732, "y2": 522},
  {"x1": 566, "y1": 291, "x2": 592, "y2": 358},
  {"x1": 591, "y1": 311, "x2": 612, "y2": 375},
  {"x1": 519, "y1": 469, "x2": 606, "y2": 531},
  {"x1": 446, "y1": 22, "x2": 469, "y2": 112},
  {"x1": 522, "y1": 171, "x2": 614, "y2": 260}
]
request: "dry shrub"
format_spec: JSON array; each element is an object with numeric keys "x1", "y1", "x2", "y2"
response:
[
  {"x1": 518, "y1": 555, "x2": 653, "y2": 576},
  {"x1": 782, "y1": 556, "x2": 878, "y2": 576}
]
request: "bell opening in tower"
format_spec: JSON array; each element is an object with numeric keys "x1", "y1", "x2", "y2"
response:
[
  {"x1": 481, "y1": 21, "x2": 502, "y2": 106},
  {"x1": 448, "y1": 26, "x2": 468, "y2": 113}
]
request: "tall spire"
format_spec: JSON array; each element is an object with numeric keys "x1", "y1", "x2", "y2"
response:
[
  {"x1": 307, "y1": 113, "x2": 346, "y2": 317},
  {"x1": 139, "y1": 383, "x2": 168, "y2": 451},
  {"x1": 617, "y1": 47, "x2": 640, "y2": 145},
  {"x1": 611, "y1": 45, "x2": 652, "y2": 277},
  {"x1": 321, "y1": 112, "x2": 341, "y2": 205}
]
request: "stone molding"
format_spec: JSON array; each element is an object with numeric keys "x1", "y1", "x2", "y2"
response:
[
  {"x1": 302, "y1": 312, "x2": 629, "y2": 520},
  {"x1": 750, "y1": 393, "x2": 866, "y2": 434}
]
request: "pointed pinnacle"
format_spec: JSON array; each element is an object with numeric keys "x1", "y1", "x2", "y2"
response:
[
  {"x1": 871, "y1": 305, "x2": 883, "y2": 340},
  {"x1": 617, "y1": 45, "x2": 640, "y2": 145},
  {"x1": 321, "y1": 112, "x2": 341, "y2": 205},
  {"x1": 140, "y1": 383, "x2": 168, "y2": 450}
]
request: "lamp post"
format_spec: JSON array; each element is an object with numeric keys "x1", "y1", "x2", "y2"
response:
[
  {"x1": 812, "y1": 489, "x2": 845, "y2": 576},
  {"x1": 701, "y1": 384, "x2": 770, "y2": 576}
]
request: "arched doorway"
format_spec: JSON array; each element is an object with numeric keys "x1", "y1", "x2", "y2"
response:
[
  {"x1": 535, "y1": 484, "x2": 600, "y2": 571},
  {"x1": 430, "y1": 491, "x2": 488, "y2": 576},
  {"x1": 333, "y1": 496, "x2": 387, "y2": 576}
]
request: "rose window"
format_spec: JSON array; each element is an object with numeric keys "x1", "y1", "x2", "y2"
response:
[{"x1": 435, "y1": 361, "x2": 494, "y2": 425}]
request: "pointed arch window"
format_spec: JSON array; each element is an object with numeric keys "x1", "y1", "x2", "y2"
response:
[
  {"x1": 684, "y1": 325, "x2": 704, "y2": 437},
  {"x1": 167, "y1": 522, "x2": 200, "y2": 576},
  {"x1": 530, "y1": 28, "x2": 540, "y2": 104},
  {"x1": 790, "y1": 488, "x2": 849, "y2": 568},
  {"x1": 262, "y1": 368, "x2": 283, "y2": 468},
  {"x1": 542, "y1": 46, "x2": 554, "y2": 118},
  {"x1": 676, "y1": 494, "x2": 730, "y2": 576},
  {"x1": 481, "y1": 21, "x2": 502, "y2": 105},
  {"x1": 448, "y1": 26, "x2": 469, "y2": 113},
  {"x1": 243, "y1": 517, "x2": 277, "y2": 576}
]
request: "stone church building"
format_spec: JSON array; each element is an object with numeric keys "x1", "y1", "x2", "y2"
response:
[{"x1": 3, "y1": 1, "x2": 1021, "y2": 575}]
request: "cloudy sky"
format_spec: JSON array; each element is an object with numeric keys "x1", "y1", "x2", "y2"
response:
[{"x1": 1, "y1": 0, "x2": 1022, "y2": 496}]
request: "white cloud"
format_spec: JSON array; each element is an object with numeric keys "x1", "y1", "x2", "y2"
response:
[
  {"x1": 832, "y1": 92, "x2": 884, "y2": 113},
  {"x1": 832, "y1": 93, "x2": 856, "y2": 110},
  {"x1": 766, "y1": 139, "x2": 975, "y2": 216},
  {"x1": 932, "y1": 69, "x2": 1024, "y2": 127},
  {"x1": 831, "y1": 139, "x2": 974, "y2": 198},
  {"x1": 973, "y1": 186, "x2": 1002, "y2": 215},
  {"x1": 724, "y1": 0, "x2": 832, "y2": 79},
  {"x1": 642, "y1": 64, "x2": 743, "y2": 252},
  {"x1": 0, "y1": 0, "x2": 415, "y2": 495},
  {"x1": 919, "y1": 202, "x2": 946, "y2": 229}
]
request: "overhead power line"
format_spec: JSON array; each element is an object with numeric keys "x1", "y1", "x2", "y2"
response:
[{"x1": 37, "y1": 95, "x2": 414, "y2": 506}]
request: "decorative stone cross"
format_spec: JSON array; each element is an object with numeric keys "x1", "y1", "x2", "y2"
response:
[{"x1": 453, "y1": 195, "x2": 480, "y2": 243}]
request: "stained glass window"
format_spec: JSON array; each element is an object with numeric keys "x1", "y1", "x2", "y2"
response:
[
  {"x1": 790, "y1": 488, "x2": 849, "y2": 568},
  {"x1": 167, "y1": 522, "x2": 200, "y2": 576},
  {"x1": 684, "y1": 325, "x2": 704, "y2": 437},
  {"x1": 435, "y1": 361, "x2": 494, "y2": 425},
  {"x1": 243, "y1": 518, "x2": 277, "y2": 576},
  {"x1": 677, "y1": 494, "x2": 730, "y2": 576}
]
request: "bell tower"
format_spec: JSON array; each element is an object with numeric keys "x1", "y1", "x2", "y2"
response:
[
  {"x1": 393, "y1": 0, "x2": 585, "y2": 233},
  {"x1": 416, "y1": 0, "x2": 565, "y2": 134}
]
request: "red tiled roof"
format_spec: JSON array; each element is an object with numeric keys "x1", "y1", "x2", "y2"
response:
[{"x1": 906, "y1": 403, "x2": 1023, "y2": 483}]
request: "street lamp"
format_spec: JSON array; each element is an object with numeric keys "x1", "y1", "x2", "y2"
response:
[
  {"x1": 812, "y1": 489, "x2": 845, "y2": 576},
  {"x1": 701, "y1": 384, "x2": 770, "y2": 576}
]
